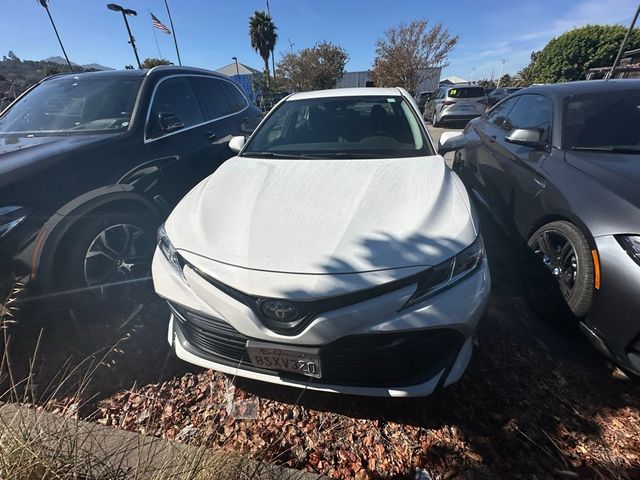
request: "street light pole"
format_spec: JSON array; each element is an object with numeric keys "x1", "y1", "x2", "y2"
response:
[
  {"x1": 496, "y1": 59, "x2": 508, "y2": 87},
  {"x1": 107, "y1": 3, "x2": 142, "y2": 69},
  {"x1": 232, "y1": 56, "x2": 240, "y2": 78}
]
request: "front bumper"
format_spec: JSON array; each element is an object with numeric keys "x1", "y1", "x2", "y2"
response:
[
  {"x1": 153, "y1": 251, "x2": 490, "y2": 397},
  {"x1": 585, "y1": 235, "x2": 640, "y2": 374}
]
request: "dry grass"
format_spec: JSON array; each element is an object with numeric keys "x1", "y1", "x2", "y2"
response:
[{"x1": 0, "y1": 283, "x2": 311, "y2": 480}]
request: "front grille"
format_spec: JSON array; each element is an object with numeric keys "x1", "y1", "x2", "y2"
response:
[
  {"x1": 189, "y1": 264, "x2": 429, "y2": 336},
  {"x1": 171, "y1": 303, "x2": 464, "y2": 388}
]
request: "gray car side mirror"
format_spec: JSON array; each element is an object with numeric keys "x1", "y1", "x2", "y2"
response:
[{"x1": 505, "y1": 128, "x2": 545, "y2": 149}]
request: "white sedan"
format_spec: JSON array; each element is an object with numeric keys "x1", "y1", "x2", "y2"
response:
[{"x1": 152, "y1": 87, "x2": 490, "y2": 397}]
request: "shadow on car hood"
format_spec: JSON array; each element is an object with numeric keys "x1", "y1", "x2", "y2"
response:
[{"x1": 166, "y1": 155, "x2": 477, "y2": 275}]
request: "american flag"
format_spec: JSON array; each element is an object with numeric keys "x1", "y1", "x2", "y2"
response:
[{"x1": 150, "y1": 12, "x2": 171, "y2": 34}]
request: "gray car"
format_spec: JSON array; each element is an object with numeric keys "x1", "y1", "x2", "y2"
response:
[
  {"x1": 424, "y1": 85, "x2": 486, "y2": 126},
  {"x1": 439, "y1": 79, "x2": 640, "y2": 377}
]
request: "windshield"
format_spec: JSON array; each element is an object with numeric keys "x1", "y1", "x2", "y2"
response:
[
  {"x1": 242, "y1": 95, "x2": 433, "y2": 158},
  {"x1": 564, "y1": 90, "x2": 640, "y2": 151},
  {"x1": 0, "y1": 75, "x2": 141, "y2": 135}
]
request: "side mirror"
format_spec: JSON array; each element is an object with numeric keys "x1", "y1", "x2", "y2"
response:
[
  {"x1": 229, "y1": 135, "x2": 246, "y2": 153},
  {"x1": 505, "y1": 128, "x2": 544, "y2": 149},
  {"x1": 157, "y1": 112, "x2": 184, "y2": 134},
  {"x1": 437, "y1": 131, "x2": 465, "y2": 155}
]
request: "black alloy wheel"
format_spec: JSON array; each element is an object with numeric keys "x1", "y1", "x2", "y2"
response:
[{"x1": 525, "y1": 221, "x2": 594, "y2": 318}]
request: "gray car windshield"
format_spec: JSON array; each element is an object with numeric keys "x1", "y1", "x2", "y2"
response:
[
  {"x1": 564, "y1": 90, "x2": 640, "y2": 152},
  {"x1": 242, "y1": 96, "x2": 433, "y2": 159},
  {"x1": 0, "y1": 76, "x2": 141, "y2": 135}
]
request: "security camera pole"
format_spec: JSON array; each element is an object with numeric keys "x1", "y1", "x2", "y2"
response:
[{"x1": 107, "y1": 3, "x2": 142, "y2": 69}]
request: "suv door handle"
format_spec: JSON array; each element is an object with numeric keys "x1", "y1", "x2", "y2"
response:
[
  {"x1": 205, "y1": 130, "x2": 216, "y2": 141},
  {"x1": 534, "y1": 178, "x2": 546, "y2": 189}
]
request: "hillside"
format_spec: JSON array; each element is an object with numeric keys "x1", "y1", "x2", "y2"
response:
[
  {"x1": 0, "y1": 51, "x2": 99, "y2": 110},
  {"x1": 44, "y1": 56, "x2": 113, "y2": 71}
]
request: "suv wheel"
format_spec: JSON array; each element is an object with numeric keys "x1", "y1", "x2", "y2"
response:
[
  {"x1": 56, "y1": 211, "x2": 156, "y2": 307},
  {"x1": 523, "y1": 221, "x2": 594, "y2": 318}
]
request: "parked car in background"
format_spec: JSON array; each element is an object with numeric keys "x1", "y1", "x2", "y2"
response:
[
  {"x1": 414, "y1": 90, "x2": 435, "y2": 112},
  {"x1": 424, "y1": 85, "x2": 487, "y2": 126},
  {"x1": 439, "y1": 79, "x2": 640, "y2": 377},
  {"x1": 486, "y1": 87, "x2": 522, "y2": 107},
  {"x1": 0, "y1": 66, "x2": 261, "y2": 307},
  {"x1": 154, "y1": 88, "x2": 490, "y2": 397}
]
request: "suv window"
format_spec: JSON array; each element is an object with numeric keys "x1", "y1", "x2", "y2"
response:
[
  {"x1": 221, "y1": 82, "x2": 248, "y2": 113},
  {"x1": 191, "y1": 76, "x2": 233, "y2": 119},
  {"x1": 148, "y1": 77, "x2": 204, "y2": 139},
  {"x1": 436, "y1": 88, "x2": 446, "y2": 99},
  {"x1": 485, "y1": 96, "x2": 518, "y2": 128},
  {"x1": 448, "y1": 87, "x2": 485, "y2": 98},
  {"x1": 504, "y1": 94, "x2": 552, "y2": 143}
]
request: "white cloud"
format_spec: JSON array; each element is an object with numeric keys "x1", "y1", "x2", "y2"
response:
[{"x1": 447, "y1": 0, "x2": 638, "y2": 80}]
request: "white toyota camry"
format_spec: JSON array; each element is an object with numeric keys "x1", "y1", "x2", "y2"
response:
[{"x1": 152, "y1": 88, "x2": 490, "y2": 397}]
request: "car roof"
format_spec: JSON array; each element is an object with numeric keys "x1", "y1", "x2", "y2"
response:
[
  {"x1": 42, "y1": 65, "x2": 228, "y2": 82},
  {"x1": 287, "y1": 87, "x2": 403, "y2": 101},
  {"x1": 522, "y1": 79, "x2": 640, "y2": 99}
]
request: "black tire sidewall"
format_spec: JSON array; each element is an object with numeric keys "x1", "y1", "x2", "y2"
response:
[
  {"x1": 55, "y1": 211, "x2": 156, "y2": 305},
  {"x1": 526, "y1": 221, "x2": 594, "y2": 318}
]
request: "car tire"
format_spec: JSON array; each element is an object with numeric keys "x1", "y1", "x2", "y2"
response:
[
  {"x1": 54, "y1": 211, "x2": 157, "y2": 312},
  {"x1": 524, "y1": 221, "x2": 594, "y2": 318}
]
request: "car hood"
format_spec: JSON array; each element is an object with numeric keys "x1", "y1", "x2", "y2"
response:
[
  {"x1": 166, "y1": 155, "x2": 477, "y2": 276},
  {"x1": 565, "y1": 151, "x2": 640, "y2": 209},
  {"x1": 0, "y1": 133, "x2": 119, "y2": 188}
]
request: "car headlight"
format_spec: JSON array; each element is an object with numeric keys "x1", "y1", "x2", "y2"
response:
[
  {"x1": 0, "y1": 206, "x2": 31, "y2": 240},
  {"x1": 401, "y1": 236, "x2": 485, "y2": 310},
  {"x1": 617, "y1": 235, "x2": 640, "y2": 266},
  {"x1": 158, "y1": 224, "x2": 184, "y2": 276}
]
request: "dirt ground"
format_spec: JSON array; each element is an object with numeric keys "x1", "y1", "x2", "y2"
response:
[{"x1": 5, "y1": 206, "x2": 640, "y2": 479}]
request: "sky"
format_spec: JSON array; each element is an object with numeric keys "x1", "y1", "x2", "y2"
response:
[{"x1": 2, "y1": 0, "x2": 638, "y2": 81}]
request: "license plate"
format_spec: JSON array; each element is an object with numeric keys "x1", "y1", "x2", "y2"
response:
[
  {"x1": 457, "y1": 105, "x2": 473, "y2": 111},
  {"x1": 246, "y1": 341, "x2": 322, "y2": 378}
]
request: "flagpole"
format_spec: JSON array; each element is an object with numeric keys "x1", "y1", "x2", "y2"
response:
[
  {"x1": 149, "y1": 11, "x2": 163, "y2": 58},
  {"x1": 163, "y1": 0, "x2": 182, "y2": 66}
]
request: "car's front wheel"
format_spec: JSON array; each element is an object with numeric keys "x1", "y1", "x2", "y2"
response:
[
  {"x1": 56, "y1": 211, "x2": 156, "y2": 309},
  {"x1": 524, "y1": 221, "x2": 594, "y2": 318}
]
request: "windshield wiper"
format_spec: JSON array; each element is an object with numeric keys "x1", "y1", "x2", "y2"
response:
[
  {"x1": 301, "y1": 152, "x2": 377, "y2": 159},
  {"x1": 242, "y1": 151, "x2": 315, "y2": 159},
  {"x1": 570, "y1": 146, "x2": 640, "y2": 153}
]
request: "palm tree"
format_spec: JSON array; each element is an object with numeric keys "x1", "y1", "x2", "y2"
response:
[
  {"x1": 37, "y1": 0, "x2": 73, "y2": 72},
  {"x1": 248, "y1": 11, "x2": 277, "y2": 84}
]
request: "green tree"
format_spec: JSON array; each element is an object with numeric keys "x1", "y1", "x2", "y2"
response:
[
  {"x1": 477, "y1": 78, "x2": 496, "y2": 89},
  {"x1": 141, "y1": 58, "x2": 173, "y2": 69},
  {"x1": 372, "y1": 19, "x2": 458, "y2": 94},
  {"x1": 526, "y1": 25, "x2": 640, "y2": 83},
  {"x1": 277, "y1": 42, "x2": 348, "y2": 92},
  {"x1": 249, "y1": 11, "x2": 278, "y2": 84},
  {"x1": 497, "y1": 73, "x2": 514, "y2": 87}
]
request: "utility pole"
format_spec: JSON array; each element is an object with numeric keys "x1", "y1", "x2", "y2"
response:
[
  {"x1": 288, "y1": 38, "x2": 295, "y2": 54},
  {"x1": 164, "y1": 0, "x2": 182, "y2": 66},
  {"x1": 470, "y1": 67, "x2": 476, "y2": 83},
  {"x1": 607, "y1": 3, "x2": 640, "y2": 80},
  {"x1": 38, "y1": 1, "x2": 73, "y2": 72},
  {"x1": 497, "y1": 59, "x2": 507, "y2": 87}
]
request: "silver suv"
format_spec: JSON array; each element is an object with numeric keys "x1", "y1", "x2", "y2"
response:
[{"x1": 424, "y1": 85, "x2": 487, "y2": 126}]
